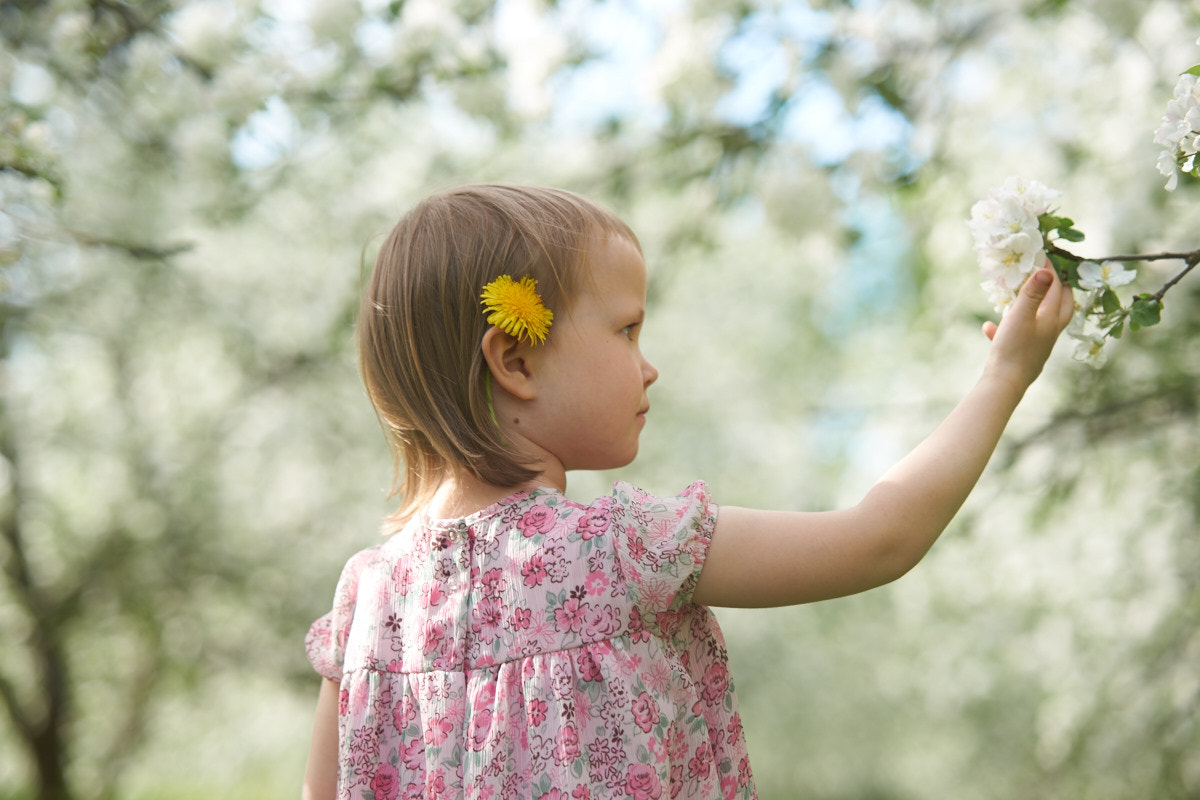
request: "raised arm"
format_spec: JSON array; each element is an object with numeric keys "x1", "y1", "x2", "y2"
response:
[{"x1": 692, "y1": 266, "x2": 1074, "y2": 608}]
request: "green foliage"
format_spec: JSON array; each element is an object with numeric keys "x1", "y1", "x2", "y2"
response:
[
  {"x1": 1048, "y1": 250, "x2": 1080, "y2": 285},
  {"x1": 1130, "y1": 294, "x2": 1164, "y2": 329},
  {"x1": 1039, "y1": 213, "x2": 1085, "y2": 243}
]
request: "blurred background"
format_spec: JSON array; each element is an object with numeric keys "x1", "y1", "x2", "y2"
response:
[{"x1": 1, "y1": 0, "x2": 1198, "y2": 798}]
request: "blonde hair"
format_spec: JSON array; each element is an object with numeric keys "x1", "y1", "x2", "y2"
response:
[{"x1": 359, "y1": 184, "x2": 639, "y2": 525}]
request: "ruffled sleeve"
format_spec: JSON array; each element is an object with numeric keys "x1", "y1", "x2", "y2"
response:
[
  {"x1": 305, "y1": 546, "x2": 379, "y2": 682},
  {"x1": 609, "y1": 480, "x2": 717, "y2": 621}
]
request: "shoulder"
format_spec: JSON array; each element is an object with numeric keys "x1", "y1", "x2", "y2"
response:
[
  {"x1": 322, "y1": 544, "x2": 383, "y2": 609},
  {"x1": 607, "y1": 481, "x2": 718, "y2": 592},
  {"x1": 607, "y1": 480, "x2": 716, "y2": 528}
]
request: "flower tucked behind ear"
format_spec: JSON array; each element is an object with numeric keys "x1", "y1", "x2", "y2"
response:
[{"x1": 480, "y1": 274, "x2": 554, "y2": 345}]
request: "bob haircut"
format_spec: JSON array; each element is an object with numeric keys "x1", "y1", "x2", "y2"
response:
[{"x1": 359, "y1": 184, "x2": 639, "y2": 527}]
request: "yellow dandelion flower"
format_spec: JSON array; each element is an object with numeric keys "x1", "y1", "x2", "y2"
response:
[{"x1": 480, "y1": 274, "x2": 554, "y2": 345}]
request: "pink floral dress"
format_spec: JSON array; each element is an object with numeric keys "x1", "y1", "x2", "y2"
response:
[{"x1": 306, "y1": 481, "x2": 756, "y2": 800}]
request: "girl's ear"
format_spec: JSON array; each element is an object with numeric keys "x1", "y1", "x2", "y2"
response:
[{"x1": 481, "y1": 326, "x2": 536, "y2": 401}]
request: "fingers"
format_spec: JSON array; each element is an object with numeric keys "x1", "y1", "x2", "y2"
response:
[
  {"x1": 1021, "y1": 267, "x2": 1055, "y2": 305},
  {"x1": 1053, "y1": 270, "x2": 1075, "y2": 330},
  {"x1": 1027, "y1": 266, "x2": 1074, "y2": 333},
  {"x1": 981, "y1": 266, "x2": 1070, "y2": 341},
  {"x1": 1015, "y1": 267, "x2": 1067, "y2": 322}
]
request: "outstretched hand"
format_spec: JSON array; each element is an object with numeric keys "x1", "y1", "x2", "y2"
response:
[{"x1": 981, "y1": 262, "x2": 1075, "y2": 390}]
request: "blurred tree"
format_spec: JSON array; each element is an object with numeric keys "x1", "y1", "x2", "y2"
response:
[{"x1": 0, "y1": 0, "x2": 1197, "y2": 799}]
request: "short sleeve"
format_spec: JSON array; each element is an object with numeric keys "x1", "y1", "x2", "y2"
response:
[
  {"x1": 305, "y1": 546, "x2": 379, "y2": 682},
  {"x1": 609, "y1": 480, "x2": 717, "y2": 618}
]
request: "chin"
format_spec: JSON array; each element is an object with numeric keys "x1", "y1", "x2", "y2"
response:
[
  {"x1": 576, "y1": 448, "x2": 638, "y2": 472},
  {"x1": 613, "y1": 446, "x2": 639, "y2": 469}
]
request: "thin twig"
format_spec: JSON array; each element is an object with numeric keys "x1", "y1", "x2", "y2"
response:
[
  {"x1": 1091, "y1": 250, "x2": 1200, "y2": 264},
  {"x1": 1148, "y1": 258, "x2": 1199, "y2": 303},
  {"x1": 1048, "y1": 244, "x2": 1200, "y2": 305}
]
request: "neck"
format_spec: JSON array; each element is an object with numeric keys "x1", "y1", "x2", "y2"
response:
[{"x1": 428, "y1": 463, "x2": 565, "y2": 519}]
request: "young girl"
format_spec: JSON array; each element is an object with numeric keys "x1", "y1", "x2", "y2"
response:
[{"x1": 302, "y1": 184, "x2": 1074, "y2": 800}]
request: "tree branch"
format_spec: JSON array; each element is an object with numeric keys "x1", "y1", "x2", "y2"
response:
[
  {"x1": 70, "y1": 231, "x2": 193, "y2": 261},
  {"x1": 1047, "y1": 245, "x2": 1200, "y2": 305}
]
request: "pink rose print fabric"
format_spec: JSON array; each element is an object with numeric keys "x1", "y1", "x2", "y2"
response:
[{"x1": 306, "y1": 481, "x2": 756, "y2": 799}]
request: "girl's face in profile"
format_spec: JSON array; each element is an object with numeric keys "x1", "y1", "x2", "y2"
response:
[{"x1": 524, "y1": 233, "x2": 659, "y2": 473}]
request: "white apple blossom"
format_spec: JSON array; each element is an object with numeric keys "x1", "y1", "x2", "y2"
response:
[
  {"x1": 1153, "y1": 72, "x2": 1200, "y2": 191},
  {"x1": 968, "y1": 177, "x2": 1061, "y2": 311},
  {"x1": 1071, "y1": 332, "x2": 1108, "y2": 367},
  {"x1": 1077, "y1": 260, "x2": 1137, "y2": 290},
  {"x1": 1067, "y1": 292, "x2": 1098, "y2": 338}
]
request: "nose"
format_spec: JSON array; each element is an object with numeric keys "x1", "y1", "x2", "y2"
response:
[{"x1": 642, "y1": 353, "x2": 658, "y2": 387}]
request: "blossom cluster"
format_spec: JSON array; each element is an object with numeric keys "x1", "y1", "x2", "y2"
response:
[
  {"x1": 967, "y1": 176, "x2": 1061, "y2": 314},
  {"x1": 1153, "y1": 43, "x2": 1200, "y2": 191},
  {"x1": 969, "y1": 177, "x2": 1143, "y2": 367},
  {"x1": 1064, "y1": 261, "x2": 1138, "y2": 367}
]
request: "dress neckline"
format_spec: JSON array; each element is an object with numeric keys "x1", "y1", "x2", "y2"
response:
[{"x1": 420, "y1": 485, "x2": 562, "y2": 529}]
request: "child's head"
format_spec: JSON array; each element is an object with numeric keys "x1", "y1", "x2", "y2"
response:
[{"x1": 360, "y1": 183, "x2": 640, "y2": 521}]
